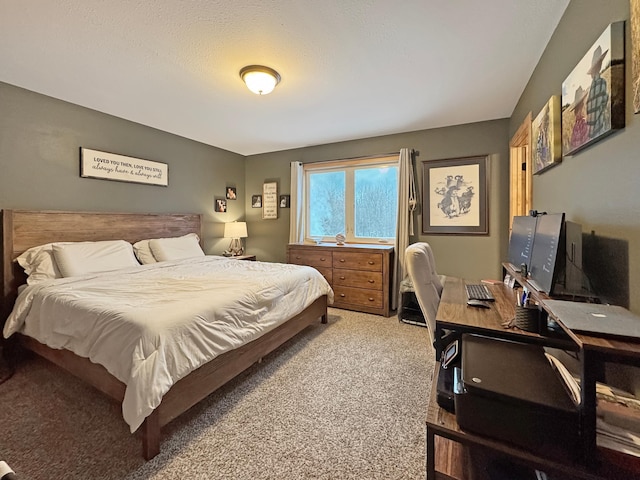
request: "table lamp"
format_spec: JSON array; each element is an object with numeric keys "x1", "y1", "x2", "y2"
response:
[{"x1": 224, "y1": 221, "x2": 248, "y2": 256}]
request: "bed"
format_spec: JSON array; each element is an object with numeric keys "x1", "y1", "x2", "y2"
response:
[{"x1": 0, "y1": 209, "x2": 331, "y2": 459}]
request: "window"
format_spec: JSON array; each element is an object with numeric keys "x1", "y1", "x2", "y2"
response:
[{"x1": 304, "y1": 156, "x2": 398, "y2": 243}]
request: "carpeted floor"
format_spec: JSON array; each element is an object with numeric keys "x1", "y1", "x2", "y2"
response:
[{"x1": 0, "y1": 308, "x2": 434, "y2": 479}]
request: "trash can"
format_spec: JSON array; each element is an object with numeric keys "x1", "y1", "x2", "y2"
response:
[{"x1": 398, "y1": 277, "x2": 426, "y2": 327}]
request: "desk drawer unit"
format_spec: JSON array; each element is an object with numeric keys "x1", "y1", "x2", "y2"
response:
[{"x1": 287, "y1": 243, "x2": 394, "y2": 317}]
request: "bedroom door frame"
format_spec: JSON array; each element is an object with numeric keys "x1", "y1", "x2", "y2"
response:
[{"x1": 509, "y1": 113, "x2": 532, "y2": 229}]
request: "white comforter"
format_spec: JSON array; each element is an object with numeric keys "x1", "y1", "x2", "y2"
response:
[{"x1": 4, "y1": 256, "x2": 333, "y2": 432}]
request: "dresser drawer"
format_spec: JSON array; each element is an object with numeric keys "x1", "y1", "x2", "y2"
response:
[
  {"x1": 333, "y1": 286, "x2": 383, "y2": 309},
  {"x1": 313, "y1": 266, "x2": 333, "y2": 284},
  {"x1": 288, "y1": 250, "x2": 333, "y2": 269},
  {"x1": 333, "y1": 269, "x2": 382, "y2": 290},
  {"x1": 333, "y1": 252, "x2": 383, "y2": 272}
]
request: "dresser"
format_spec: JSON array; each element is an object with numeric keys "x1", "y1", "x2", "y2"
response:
[{"x1": 286, "y1": 243, "x2": 394, "y2": 317}]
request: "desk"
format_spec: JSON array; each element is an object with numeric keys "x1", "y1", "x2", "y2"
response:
[{"x1": 426, "y1": 275, "x2": 640, "y2": 480}]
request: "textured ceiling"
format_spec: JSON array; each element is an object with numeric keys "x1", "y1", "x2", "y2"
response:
[{"x1": 0, "y1": 1, "x2": 569, "y2": 156}]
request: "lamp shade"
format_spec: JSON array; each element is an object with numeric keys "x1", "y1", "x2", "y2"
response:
[
  {"x1": 240, "y1": 65, "x2": 281, "y2": 95},
  {"x1": 224, "y1": 222, "x2": 248, "y2": 239}
]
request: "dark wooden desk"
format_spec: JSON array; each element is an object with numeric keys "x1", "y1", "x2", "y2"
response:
[{"x1": 426, "y1": 275, "x2": 639, "y2": 480}]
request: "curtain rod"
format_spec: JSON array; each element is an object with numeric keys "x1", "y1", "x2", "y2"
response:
[{"x1": 303, "y1": 149, "x2": 419, "y2": 165}]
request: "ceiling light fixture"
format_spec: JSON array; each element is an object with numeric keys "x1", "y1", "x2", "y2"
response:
[{"x1": 239, "y1": 65, "x2": 281, "y2": 95}]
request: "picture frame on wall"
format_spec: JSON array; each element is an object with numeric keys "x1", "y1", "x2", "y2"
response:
[
  {"x1": 214, "y1": 197, "x2": 227, "y2": 213},
  {"x1": 279, "y1": 195, "x2": 290, "y2": 208},
  {"x1": 421, "y1": 155, "x2": 488, "y2": 235},
  {"x1": 262, "y1": 182, "x2": 278, "y2": 219},
  {"x1": 561, "y1": 21, "x2": 625, "y2": 156},
  {"x1": 226, "y1": 186, "x2": 237, "y2": 200},
  {"x1": 251, "y1": 195, "x2": 262, "y2": 208},
  {"x1": 632, "y1": 0, "x2": 640, "y2": 114},
  {"x1": 80, "y1": 147, "x2": 168, "y2": 186},
  {"x1": 532, "y1": 95, "x2": 561, "y2": 174}
]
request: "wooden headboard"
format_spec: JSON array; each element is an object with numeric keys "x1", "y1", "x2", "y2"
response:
[{"x1": 1, "y1": 209, "x2": 202, "y2": 325}]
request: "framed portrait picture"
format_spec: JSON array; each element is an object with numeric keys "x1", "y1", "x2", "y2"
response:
[
  {"x1": 422, "y1": 155, "x2": 488, "y2": 235},
  {"x1": 251, "y1": 195, "x2": 262, "y2": 208},
  {"x1": 226, "y1": 186, "x2": 237, "y2": 200},
  {"x1": 279, "y1": 194, "x2": 290, "y2": 208},
  {"x1": 561, "y1": 22, "x2": 625, "y2": 156},
  {"x1": 214, "y1": 197, "x2": 227, "y2": 213},
  {"x1": 532, "y1": 95, "x2": 561, "y2": 174}
]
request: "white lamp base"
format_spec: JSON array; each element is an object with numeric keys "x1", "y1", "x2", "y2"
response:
[{"x1": 226, "y1": 238, "x2": 244, "y2": 256}]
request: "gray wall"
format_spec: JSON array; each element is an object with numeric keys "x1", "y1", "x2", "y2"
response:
[
  {"x1": 246, "y1": 119, "x2": 511, "y2": 283},
  {"x1": 0, "y1": 82, "x2": 246, "y2": 255},
  {"x1": 510, "y1": 0, "x2": 640, "y2": 315}
]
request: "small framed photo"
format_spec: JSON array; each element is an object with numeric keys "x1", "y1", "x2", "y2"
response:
[
  {"x1": 226, "y1": 186, "x2": 237, "y2": 200},
  {"x1": 251, "y1": 195, "x2": 262, "y2": 208},
  {"x1": 215, "y1": 197, "x2": 227, "y2": 212},
  {"x1": 503, "y1": 273, "x2": 516, "y2": 289},
  {"x1": 279, "y1": 194, "x2": 290, "y2": 208}
]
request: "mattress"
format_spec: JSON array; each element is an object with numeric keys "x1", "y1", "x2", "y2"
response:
[{"x1": 4, "y1": 256, "x2": 333, "y2": 432}]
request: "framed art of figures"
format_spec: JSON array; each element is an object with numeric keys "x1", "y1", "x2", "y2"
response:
[
  {"x1": 532, "y1": 96, "x2": 561, "y2": 174},
  {"x1": 561, "y1": 22, "x2": 625, "y2": 156},
  {"x1": 422, "y1": 155, "x2": 488, "y2": 235},
  {"x1": 251, "y1": 195, "x2": 262, "y2": 208},
  {"x1": 215, "y1": 198, "x2": 227, "y2": 212},
  {"x1": 632, "y1": 0, "x2": 640, "y2": 113}
]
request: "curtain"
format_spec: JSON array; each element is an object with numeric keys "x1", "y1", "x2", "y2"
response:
[
  {"x1": 392, "y1": 148, "x2": 417, "y2": 309},
  {"x1": 289, "y1": 161, "x2": 305, "y2": 243}
]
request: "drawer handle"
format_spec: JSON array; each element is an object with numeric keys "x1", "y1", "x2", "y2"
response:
[
  {"x1": 340, "y1": 259, "x2": 345, "y2": 263},
  {"x1": 320, "y1": 257, "x2": 326, "y2": 261},
  {"x1": 340, "y1": 293, "x2": 346, "y2": 298},
  {"x1": 368, "y1": 279, "x2": 375, "y2": 283},
  {"x1": 295, "y1": 256, "x2": 301, "y2": 259},
  {"x1": 368, "y1": 261, "x2": 374, "y2": 265},
  {"x1": 368, "y1": 297, "x2": 374, "y2": 302},
  {"x1": 340, "y1": 276, "x2": 346, "y2": 280}
]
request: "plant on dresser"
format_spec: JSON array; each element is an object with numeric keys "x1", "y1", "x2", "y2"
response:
[{"x1": 286, "y1": 243, "x2": 394, "y2": 317}]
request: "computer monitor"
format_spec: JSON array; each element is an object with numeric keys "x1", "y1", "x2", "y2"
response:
[
  {"x1": 528, "y1": 213, "x2": 565, "y2": 294},
  {"x1": 507, "y1": 216, "x2": 538, "y2": 271}
]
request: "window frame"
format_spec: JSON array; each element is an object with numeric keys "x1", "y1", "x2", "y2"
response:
[{"x1": 303, "y1": 155, "x2": 399, "y2": 244}]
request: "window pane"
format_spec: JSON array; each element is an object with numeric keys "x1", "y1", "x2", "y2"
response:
[
  {"x1": 308, "y1": 171, "x2": 345, "y2": 237},
  {"x1": 354, "y1": 166, "x2": 398, "y2": 238}
]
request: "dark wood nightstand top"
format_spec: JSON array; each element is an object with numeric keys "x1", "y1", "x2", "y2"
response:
[{"x1": 229, "y1": 254, "x2": 256, "y2": 261}]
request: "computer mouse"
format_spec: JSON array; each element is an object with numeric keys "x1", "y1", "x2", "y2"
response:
[{"x1": 467, "y1": 299, "x2": 491, "y2": 308}]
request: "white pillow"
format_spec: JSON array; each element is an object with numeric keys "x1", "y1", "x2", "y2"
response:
[
  {"x1": 133, "y1": 239, "x2": 157, "y2": 264},
  {"x1": 53, "y1": 240, "x2": 140, "y2": 278},
  {"x1": 16, "y1": 243, "x2": 65, "y2": 285},
  {"x1": 149, "y1": 233, "x2": 204, "y2": 262}
]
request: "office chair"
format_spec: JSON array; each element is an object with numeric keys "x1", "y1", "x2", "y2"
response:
[{"x1": 404, "y1": 242, "x2": 444, "y2": 346}]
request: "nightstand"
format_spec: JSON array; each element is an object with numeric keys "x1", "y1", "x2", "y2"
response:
[{"x1": 230, "y1": 254, "x2": 256, "y2": 261}]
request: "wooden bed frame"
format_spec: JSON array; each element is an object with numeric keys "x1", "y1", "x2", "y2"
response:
[{"x1": 0, "y1": 209, "x2": 328, "y2": 459}]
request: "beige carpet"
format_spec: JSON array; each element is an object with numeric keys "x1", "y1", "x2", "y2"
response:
[{"x1": 0, "y1": 308, "x2": 434, "y2": 479}]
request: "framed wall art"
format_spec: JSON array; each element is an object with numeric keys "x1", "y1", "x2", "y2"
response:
[
  {"x1": 532, "y1": 95, "x2": 562, "y2": 174},
  {"x1": 214, "y1": 197, "x2": 227, "y2": 213},
  {"x1": 226, "y1": 186, "x2": 237, "y2": 200},
  {"x1": 80, "y1": 147, "x2": 168, "y2": 186},
  {"x1": 632, "y1": 0, "x2": 640, "y2": 113},
  {"x1": 262, "y1": 182, "x2": 278, "y2": 219},
  {"x1": 422, "y1": 155, "x2": 488, "y2": 235},
  {"x1": 251, "y1": 195, "x2": 262, "y2": 208},
  {"x1": 279, "y1": 195, "x2": 290, "y2": 208},
  {"x1": 561, "y1": 22, "x2": 625, "y2": 156}
]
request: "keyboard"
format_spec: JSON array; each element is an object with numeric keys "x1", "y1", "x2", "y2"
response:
[{"x1": 465, "y1": 283, "x2": 495, "y2": 302}]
